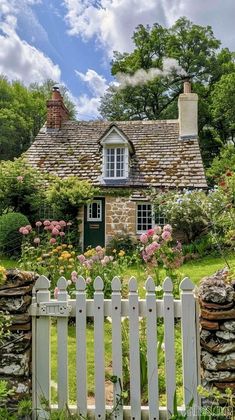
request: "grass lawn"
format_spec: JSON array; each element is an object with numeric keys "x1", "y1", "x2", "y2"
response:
[{"x1": 1, "y1": 251, "x2": 235, "y2": 406}]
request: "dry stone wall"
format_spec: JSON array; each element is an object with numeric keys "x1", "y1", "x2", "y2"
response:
[
  {"x1": 198, "y1": 269, "x2": 235, "y2": 394},
  {"x1": 0, "y1": 269, "x2": 38, "y2": 407}
]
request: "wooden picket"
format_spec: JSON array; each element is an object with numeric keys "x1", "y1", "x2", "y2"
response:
[
  {"x1": 163, "y1": 277, "x2": 176, "y2": 418},
  {"x1": 111, "y1": 277, "x2": 123, "y2": 419},
  {"x1": 76, "y1": 276, "x2": 87, "y2": 417},
  {"x1": 57, "y1": 277, "x2": 69, "y2": 409},
  {"x1": 31, "y1": 275, "x2": 199, "y2": 420}
]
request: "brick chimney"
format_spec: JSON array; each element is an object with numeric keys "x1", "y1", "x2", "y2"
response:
[
  {"x1": 46, "y1": 86, "x2": 69, "y2": 130},
  {"x1": 178, "y1": 79, "x2": 198, "y2": 139}
]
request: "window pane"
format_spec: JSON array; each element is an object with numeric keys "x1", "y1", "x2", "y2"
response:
[{"x1": 137, "y1": 204, "x2": 152, "y2": 232}]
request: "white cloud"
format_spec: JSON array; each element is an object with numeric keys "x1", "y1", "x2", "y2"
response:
[
  {"x1": 75, "y1": 68, "x2": 109, "y2": 96},
  {"x1": 0, "y1": 0, "x2": 61, "y2": 85},
  {"x1": 0, "y1": 30, "x2": 61, "y2": 85},
  {"x1": 64, "y1": 0, "x2": 170, "y2": 56},
  {"x1": 63, "y1": 0, "x2": 235, "y2": 56},
  {"x1": 74, "y1": 69, "x2": 109, "y2": 118}
]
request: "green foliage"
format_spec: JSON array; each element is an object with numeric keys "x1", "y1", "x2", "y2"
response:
[
  {"x1": 153, "y1": 175, "x2": 235, "y2": 250},
  {"x1": 0, "y1": 158, "x2": 47, "y2": 219},
  {"x1": 207, "y1": 145, "x2": 235, "y2": 185},
  {"x1": 106, "y1": 233, "x2": 138, "y2": 256},
  {"x1": 211, "y1": 72, "x2": 235, "y2": 144},
  {"x1": 0, "y1": 76, "x2": 76, "y2": 161},
  {"x1": 47, "y1": 176, "x2": 98, "y2": 219},
  {"x1": 0, "y1": 212, "x2": 29, "y2": 256}
]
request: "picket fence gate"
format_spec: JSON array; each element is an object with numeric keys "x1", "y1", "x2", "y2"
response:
[{"x1": 30, "y1": 275, "x2": 200, "y2": 420}]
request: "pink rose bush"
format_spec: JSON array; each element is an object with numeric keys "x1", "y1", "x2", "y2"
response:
[{"x1": 140, "y1": 224, "x2": 184, "y2": 270}]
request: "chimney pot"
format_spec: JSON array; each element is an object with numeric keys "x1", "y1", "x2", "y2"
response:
[{"x1": 183, "y1": 79, "x2": 191, "y2": 94}]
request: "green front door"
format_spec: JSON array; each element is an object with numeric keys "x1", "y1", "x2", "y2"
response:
[{"x1": 84, "y1": 198, "x2": 105, "y2": 250}]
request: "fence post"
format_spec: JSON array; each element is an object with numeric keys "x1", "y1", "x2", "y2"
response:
[
  {"x1": 94, "y1": 276, "x2": 105, "y2": 419},
  {"x1": 111, "y1": 276, "x2": 123, "y2": 419},
  {"x1": 76, "y1": 276, "x2": 87, "y2": 418},
  {"x1": 163, "y1": 277, "x2": 176, "y2": 419},
  {"x1": 128, "y1": 277, "x2": 141, "y2": 420},
  {"x1": 57, "y1": 277, "x2": 69, "y2": 409},
  {"x1": 180, "y1": 277, "x2": 198, "y2": 418},
  {"x1": 34, "y1": 275, "x2": 51, "y2": 419},
  {"x1": 145, "y1": 276, "x2": 159, "y2": 420}
]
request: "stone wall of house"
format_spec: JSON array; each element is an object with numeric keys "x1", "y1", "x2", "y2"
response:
[
  {"x1": 198, "y1": 269, "x2": 235, "y2": 400},
  {"x1": 0, "y1": 269, "x2": 38, "y2": 408},
  {"x1": 105, "y1": 196, "x2": 136, "y2": 243}
]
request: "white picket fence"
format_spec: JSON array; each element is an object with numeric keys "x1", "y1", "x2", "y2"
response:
[{"x1": 30, "y1": 275, "x2": 200, "y2": 420}]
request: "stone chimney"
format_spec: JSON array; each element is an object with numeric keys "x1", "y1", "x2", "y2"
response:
[
  {"x1": 46, "y1": 86, "x2": 69, "y2": 130},
  {"x1": 178, "y1": 79, "x2": 198, "y2": 139}
]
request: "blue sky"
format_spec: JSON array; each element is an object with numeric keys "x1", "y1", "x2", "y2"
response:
[{"x1": 0, "y1": 0, "x2": 234, "y2": 119}]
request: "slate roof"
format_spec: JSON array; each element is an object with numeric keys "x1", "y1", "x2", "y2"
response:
[{"x1": 25, "y1": 120, "x2": 207, "y2": 189}]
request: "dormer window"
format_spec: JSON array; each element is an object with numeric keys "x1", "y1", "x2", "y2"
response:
[
  {"x1": 105, "y1": 147, "x2": 126, "y2": 178},
  {"x1": 100, "y1": 125, "x2": 135, "y2": 180}
]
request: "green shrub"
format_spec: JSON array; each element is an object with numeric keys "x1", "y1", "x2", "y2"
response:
[
  {"x1": 106, "y1": 233, "x2": 138, "y2": 256},
  {"x1": 0, "y1": 212, "x2": 29, "y2": 256}
]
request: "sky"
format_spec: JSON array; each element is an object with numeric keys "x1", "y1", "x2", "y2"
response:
[{"x1": 0, "y1": 0, "x2": 234, "y2": 120}]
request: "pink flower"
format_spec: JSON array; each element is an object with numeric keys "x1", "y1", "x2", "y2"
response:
[
  {"x1": 151, "y1": 241, "x2": 160, "y2": 251},
  {"x1": 25, "y1": 225, "x2": 32, "y2": 232},
  {"x1": 22, "y1": 228, "x2": 29, "y2": 235},
  {"x1": 52, "y1": 228, "x2": 60, "y2": 236},
  {"x1": 59, "y1": 220, "x2": 67, "y2": 227},
  {"x1": 19, "y1": 227, "x2": 25, "y2": 233},
  {"x1": 147, "y1": 229, "x2": 155, "y2": 237},
  {"x1": 59, "y1": 231, "x2": 65, "y2": 237},
  {"x1": 140, "y1": 233, "x2": 148, "y2": 244},
  {"x1": 35, "y1": 221, "x2": 42, "y2": 227},
  {"x1": 153, "y1": 234, "x2": 159, "y2": 241},
  {"x1": 34, "y1": 237, "x2": 40, "y2": 244},
  {"x1": 44, "y1": 226, "x2": 50, "y2": 231},
  {"x1": 86, "y1": 277, "x2": 91, "y2": 284},
  {"x1": 71, "y1": 271, "x2": 78, "y2": 282},
  {"x1": 50, "y1": 238, "x2": 56, "y2": 244},
  {"x1": 77, "y1": 254, "x2": 86, "y2": 263},
  {"x1": 95, "y1": 245, "x2": 103, "y2": 252},
  {"x1": 54, "y1": 287, "x2": 59, "y2": 299},
  {"x1": 43, "y1": 220, "x2": 51, "y2": 226},
  {"x1": 55, "y1": 225, "x2": 61, "y2": 231},
  {"x1": 154, "y1": 226, "x2": 162, "y2": 235},
  {"x1": 103, "y1": 255, "x2": 110, "y2": 264},
  {"x1": 161, "y1": 230, "x2": 172, "y2": 241},
  {"x1": 163, "y1": 224, "x2": 172, "y2": 233}
]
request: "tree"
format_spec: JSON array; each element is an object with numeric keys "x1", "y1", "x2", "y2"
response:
[
  {"x1": 100, "y1": 18, "x2": 235, "y2": 164},
  {"x1": 210, "y1": 72, "x2": 235, "y2": 144},
  {"x1": 0, "y1": 77, "x2": 76, "y2": 161}
]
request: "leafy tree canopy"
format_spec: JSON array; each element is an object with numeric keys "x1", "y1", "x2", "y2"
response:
[
  {"x1": 100, "y1": 17, "x2": 235, "y2": 166},
  {"x1": 0, "y1": 77, "x2": 76, "y2": 161}
]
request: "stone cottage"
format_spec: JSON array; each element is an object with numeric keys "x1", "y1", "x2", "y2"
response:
[{"x1": 25, "y1": 81, "x2": 207, "y2": 250}]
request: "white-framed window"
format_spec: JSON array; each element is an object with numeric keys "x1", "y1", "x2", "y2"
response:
[
  {"x1": 104, "y1": 147, "x2": 127, "y2": 178},
  {"x1": 136, "y1": 203, "x2": 154, "y2": 233},
  {"x1": 136, "y1": 203, "x2": 166, "y2": 233},
  {"x1": 87, "y1": 200, "x2": 102, "y2": 221}
]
